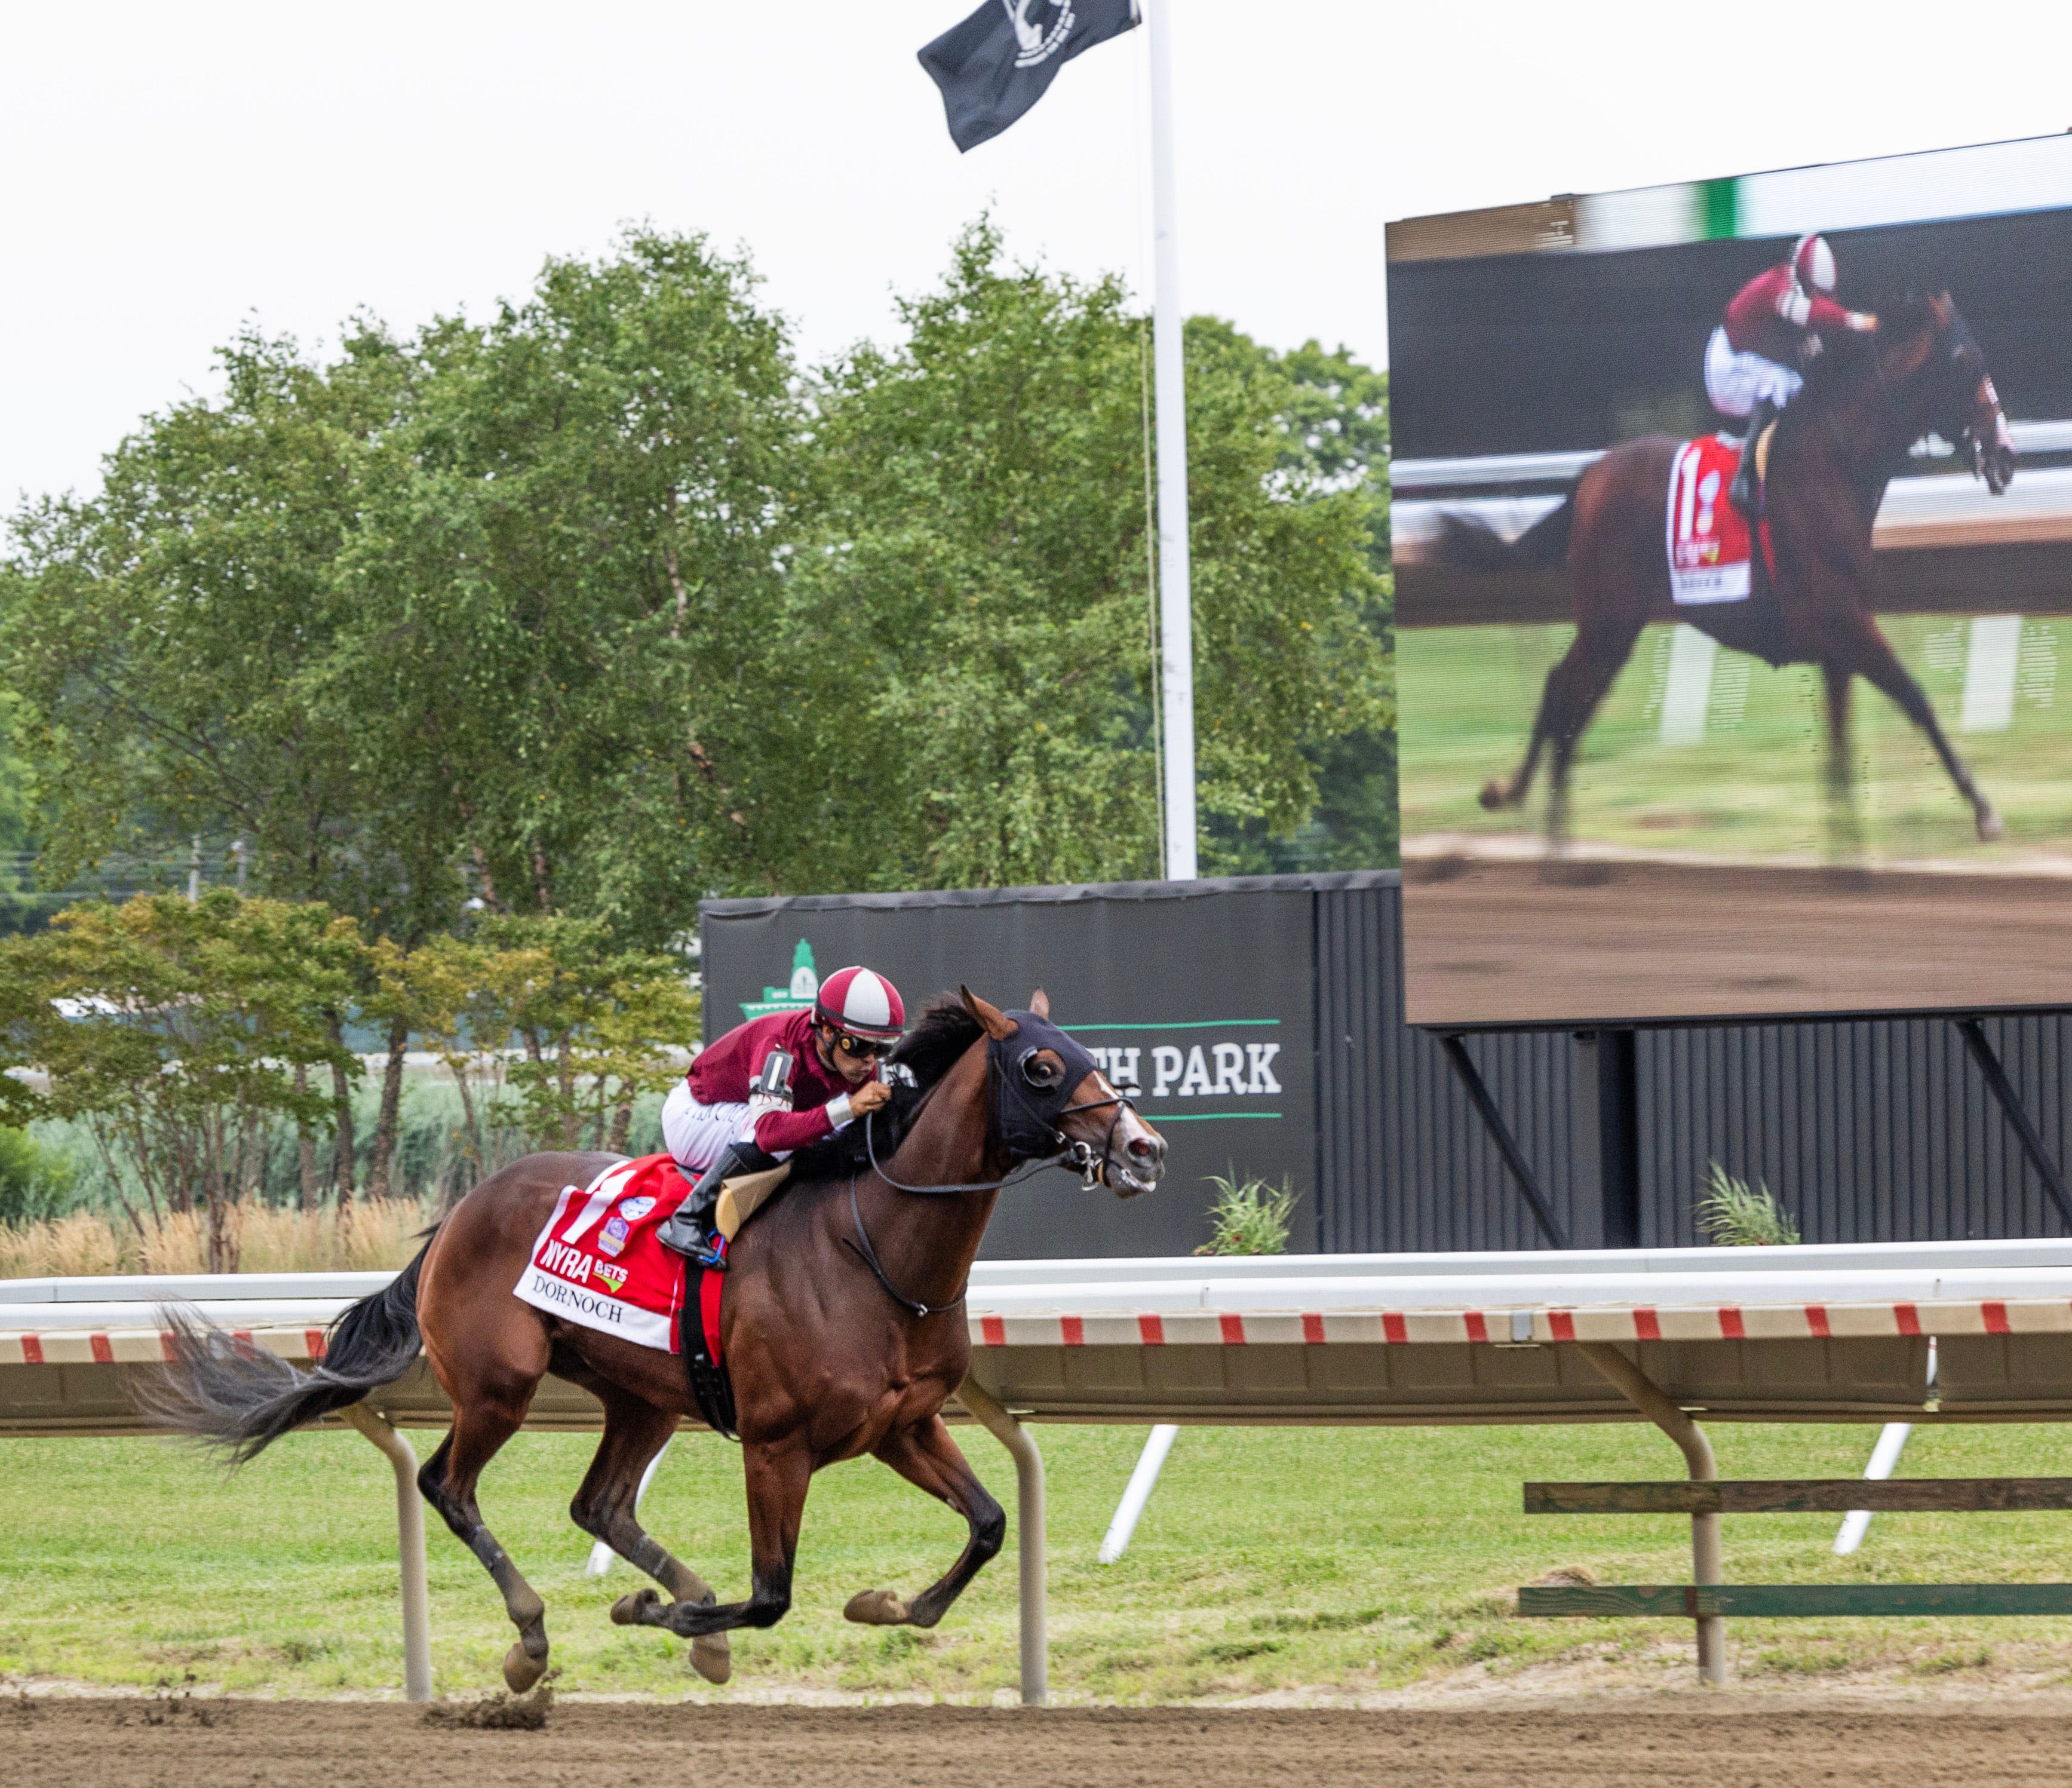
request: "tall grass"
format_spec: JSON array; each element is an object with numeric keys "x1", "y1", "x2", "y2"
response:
[
  {"x1": 1695, "y1": 1160, "x2": 1801, "y2": 1246},
  {"x1": 0, "y1": 1079, "x2": 670, "y2": 1281},
  {"x1": 0, "y1": 1198, "x2": 431, "y2": 1277}
]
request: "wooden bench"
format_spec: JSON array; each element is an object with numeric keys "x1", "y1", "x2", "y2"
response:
[{"x1": 1519, "y1": 1479, "x2": 2072, "y2": 1629}]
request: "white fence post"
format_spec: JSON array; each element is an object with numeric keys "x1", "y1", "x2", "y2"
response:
[
  {"x1": 340, "y1": 1402, "x2": 434, "y2": 1702},
  {"x1": 957, "y1": 1378, "x2": 1046, "y2": 1706}
]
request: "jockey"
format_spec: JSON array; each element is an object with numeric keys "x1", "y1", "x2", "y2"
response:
[
  {"x1": 1705, "y1": 234, "x2": 1878, "y2": 516},
  {"x1": 655, "y1": 965, "x2": 905, "y2": 1266}
]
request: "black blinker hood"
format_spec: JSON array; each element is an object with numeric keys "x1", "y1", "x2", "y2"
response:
[{"x1": 988, "y1": 1010, "x2": 1103, "y2": 1158}]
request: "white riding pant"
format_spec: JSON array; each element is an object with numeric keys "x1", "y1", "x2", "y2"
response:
[
  {"x1": 659, "y1": 1082, "x2": 756, "y2": 1173},
  {"x1": 1704, "y1": 326, "x2": 1802, "y2": 420}
]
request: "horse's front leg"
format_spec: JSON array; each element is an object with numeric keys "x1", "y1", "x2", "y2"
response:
[
  {"x1": 1835, "y1": 610, "x2": 2003, "y2": 841},
  {"x1": 632, "y1": 1436, "x2": 812, "y2": 1638},
  {"x1": 845, "y1": 1413, "x2": 1006, "y2": 1629}
]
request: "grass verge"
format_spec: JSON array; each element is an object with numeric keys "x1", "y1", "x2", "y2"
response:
[{"x1": 4, "y1": 1420, "x2": 2072, "y2": 1700}]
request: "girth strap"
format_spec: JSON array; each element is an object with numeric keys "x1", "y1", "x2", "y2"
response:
[{"x1": 679, "y1": 1256, "x2": 738, "y2": 1442}]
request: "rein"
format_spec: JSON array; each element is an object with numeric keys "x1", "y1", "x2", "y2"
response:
[{"x1": 841, "y1": 1177, "x2": 964, "y2": 1320}]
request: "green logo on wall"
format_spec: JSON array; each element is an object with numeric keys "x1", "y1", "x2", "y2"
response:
[{"x1": 741, "y1": 939, "x2": 818, "y2": 1021}]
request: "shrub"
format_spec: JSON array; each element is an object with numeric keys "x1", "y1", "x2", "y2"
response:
[
  {"x1": 1195, "y1": 1170, "x2": 1298, "y2": 1256},
  {"x1": 0, "y1": 1127, "x2": 76, "y2": 1225},
  {"x1": 1695, "y1": 1160, "x2": 1800, "y2": 1246}
]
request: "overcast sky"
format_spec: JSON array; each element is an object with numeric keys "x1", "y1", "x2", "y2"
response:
[{"x1": 5, "y1": 1, "x2": 2069, "y2": 507}]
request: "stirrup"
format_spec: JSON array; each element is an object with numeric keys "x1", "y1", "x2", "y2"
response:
[{"x1": 691, "y1": 1233, "x2": 728, "y2": 1271}]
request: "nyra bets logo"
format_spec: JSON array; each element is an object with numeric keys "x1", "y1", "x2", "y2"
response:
[{"x1": 1003, "y1": 0, "x2": 1076, "y2": 67}]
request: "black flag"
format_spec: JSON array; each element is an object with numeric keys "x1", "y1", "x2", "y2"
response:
[{"x1": 919, "y1": 1, "x2": 1139, "y2": 154}]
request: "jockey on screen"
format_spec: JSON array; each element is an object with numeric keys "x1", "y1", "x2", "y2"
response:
[
  {"x1": 655, "y1": 964, "x2": 905, "y2": 1267},
  {"x1": 1705, "y1": 233, "x2": 1878, "y2": 517}
]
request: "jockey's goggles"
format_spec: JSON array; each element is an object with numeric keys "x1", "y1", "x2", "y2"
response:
[{"x1": 827, "y1": 1028, "x2": 893, "y2": 1060}]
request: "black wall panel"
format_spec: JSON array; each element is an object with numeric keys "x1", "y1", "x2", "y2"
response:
[{"x1": 705, "y1": 874, "x2": 2072, "y2": 1256}]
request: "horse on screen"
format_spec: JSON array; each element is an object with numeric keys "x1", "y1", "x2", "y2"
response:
[{"x1": 1435, "y1": 293, "x2": 2018, "y2": 852}]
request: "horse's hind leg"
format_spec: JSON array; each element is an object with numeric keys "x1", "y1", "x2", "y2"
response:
[
  {"x1": 418, "y1": 1398, "x2": 553, "y2": 1692},
  {"x1": 627, "y1": 1436, "x2": 813, "y2": 1639},
  {"x1": 1821, "y1": 663, "x2": 1864, "y2": 859},
  {"x1": 1536, "y1": 618, "x2": 1646, "y2": 852},
  {"x1": 1479, "y1": 704, "x2": 1550, "y2": 812},
  {"x1": 845, "y1": 1415, "x2": 1005, "y2": 1629},
  {"x1": 571, "y1": 1388, "x2": 732, "y2": 1683}
]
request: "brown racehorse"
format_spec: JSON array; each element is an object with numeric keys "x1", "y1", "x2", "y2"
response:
[
  {"x1": 149, "y1": 988, "x2": 1165, "y2": 1691},
  {"x1": 1444, "y1": 293, "x2": 2019, "y2": 849}
]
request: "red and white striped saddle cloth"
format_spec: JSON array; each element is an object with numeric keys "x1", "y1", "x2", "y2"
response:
[
  {"x1": 1664, "y1": 433, "x2": 1754, "y2": 606},
  {"x1": 514, "y1": 1154, "x2": 689, "y2": 1352}
]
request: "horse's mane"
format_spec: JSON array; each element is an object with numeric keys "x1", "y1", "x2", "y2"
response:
[
  {"x1": 785, "y1": 995, "x2": 984, "y2": 1182},
  {"x1": 888, "y1": 995, "x2": 986, "y2": 1086},
  {"x1": 1797, "y1": 292, "x2": 1944, "y2": 403}
]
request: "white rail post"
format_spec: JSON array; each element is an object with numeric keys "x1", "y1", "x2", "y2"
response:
[
  {"x1": 1833, "y1": 1424, "x2": 1913, "y2": 1556},
  {"x1": 957, "y1": 1377, "x2": 1047, "y2": 1705},
  {"x1": 340, "y1": 1403, "x2": 434, "y2": 1702},
  {"x1": 1835, "y1": 1337, "x2": 1935, "y2": 1554},
  {"x1": 1579, "y1": 1342, "x2": 1727, "y2": 1685},
  {"x1": 1100, "y1": 1424, "x2": 1179, "y2": 1563}
]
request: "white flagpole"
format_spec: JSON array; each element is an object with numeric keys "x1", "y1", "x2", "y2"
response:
[{"x1": 1146, "y1": 0, "x2": 1196, "y2": 881}]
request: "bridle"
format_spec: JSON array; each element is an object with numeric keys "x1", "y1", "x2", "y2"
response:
[{"x1": 842, "y1": 1023, "x2": 1140, "y2": 1318}]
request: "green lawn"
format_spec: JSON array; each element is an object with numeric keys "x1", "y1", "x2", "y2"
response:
[
  {"x1": 4, "y1": 1420, "x2": 2072, "y2": 1700},
  {"x1": 1401, "y1": 618, "x2": 2072, "y2": 863}
]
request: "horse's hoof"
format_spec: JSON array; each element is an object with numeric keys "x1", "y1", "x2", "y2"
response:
[
  {"x1": 611, "y1": 1588, "x2": 661, "y2": 1627},
  {"x1": 1478, "y1": 780, "x2": 1507, "y2": 811},
  {"x1": 843, "y1": 1588, "x2": 911, "y2": 1626},
  {"x1": 690, "y1": 1636, "x2": 732, "y2": 1685},
  {"x1": 1977, "y1": 803, "x2": 2005, "y2": 842},
  {"x1": 503, "y1": 1642, "x2": 551, "y2": 1694}
]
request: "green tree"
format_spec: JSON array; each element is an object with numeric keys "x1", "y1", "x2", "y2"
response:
[
  {"x1": 0, "y1": 892, "x2": 363, "y2": 1269},
  {"x1": 1202, "y1": 338, "x2": 1396, "y2": 872},
  {"x1": 791, "y1": 222, "x2": 1390, "y2": 890},
  {"x1": 331, "y1": 228, "x2": 808, "y2": 939},
  {"x1": 468, "y1": 918, "x2": 701, "y2": 1154},
  {"x1": 0, "y1": 325, "x2": 449, "y2": 1195}
]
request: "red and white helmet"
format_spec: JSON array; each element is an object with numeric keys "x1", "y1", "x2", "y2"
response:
[
  {"x1": 814, "y1": 965, "x2": 906, "y2": 1042},
  {"x1": 1792, "y1": 233, "x2": 1838, "y2": 295}
]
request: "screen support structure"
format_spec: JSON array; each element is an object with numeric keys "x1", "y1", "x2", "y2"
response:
[
  {"x1": 1574, "y1": 1030, "x2": 1643, "y2": 1249},
  {"x1": 1955, "y1": 1019, "x2": 2072, "y2": 1232},
  {"x1": 1438, "y1": 1034, "x2": 1570, "y2": 1248}
]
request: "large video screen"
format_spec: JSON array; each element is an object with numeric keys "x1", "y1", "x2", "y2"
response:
[{"x1": 1390, "y1": 135, "x2": 2072, "y2": 1028}]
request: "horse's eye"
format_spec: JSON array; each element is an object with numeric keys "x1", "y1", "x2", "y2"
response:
[{"x1": 1020, "y1": 1053, "x2": 1061, "y2": 1090}]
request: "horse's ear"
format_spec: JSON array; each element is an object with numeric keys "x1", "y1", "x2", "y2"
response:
[
  {"x1": 1029, "y1": 988, "x2": 1051, "y2": 1019},
  {"x1": 959, "y1": 985, "x2": 1018, "y2": 1041}
]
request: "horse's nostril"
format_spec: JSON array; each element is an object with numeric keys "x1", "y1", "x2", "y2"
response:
[{"x1": 1129, "y1": 1135, "x2": 1162, "y2": 1160}]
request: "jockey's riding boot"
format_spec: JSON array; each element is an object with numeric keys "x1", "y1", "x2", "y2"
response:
[
  {"x1": 656, "y1": 1141, "x2": 778, "y2": 1267},
  {"x1": 1729, "y1": 397, "x2": 1776, "y2": 519}
]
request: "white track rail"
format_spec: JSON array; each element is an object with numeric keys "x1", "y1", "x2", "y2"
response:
[{"x1": 7, "y1": 1240, "x2": 2072, "y2": 1701}]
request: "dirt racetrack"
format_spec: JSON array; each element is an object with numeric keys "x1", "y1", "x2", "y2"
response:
[
  {"x1": 8, "y1": 1697, "x2": 2072, "y2": 1788},
  {"x1": 1401, "y1": 849, "x2": 2072, "y2": 1025}
]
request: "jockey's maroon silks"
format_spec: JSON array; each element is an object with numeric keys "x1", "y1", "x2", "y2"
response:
[
  {"x1": 1723, "y1": 263, "x2": 1855, "y2": 365},
  {"x1": 686, "y1": 1007, "x2": 856, "y2": 1154}
]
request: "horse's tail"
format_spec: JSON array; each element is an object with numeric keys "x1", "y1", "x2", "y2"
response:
[
  {"x1": 139, "y1": 1234, "x2": 434, "y2": 1464},
  {"x1": 1432, "y1": 492, "x2": 1575, "y2": 572}
]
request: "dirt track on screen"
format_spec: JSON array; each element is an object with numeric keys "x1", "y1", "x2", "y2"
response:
[
  {"x1": 1401, "y1": 852, "x2": 2072, "y2": 1025},
  {"x1": 10, "y1": 1698, "x2": 2072, "y2": 1787}
]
